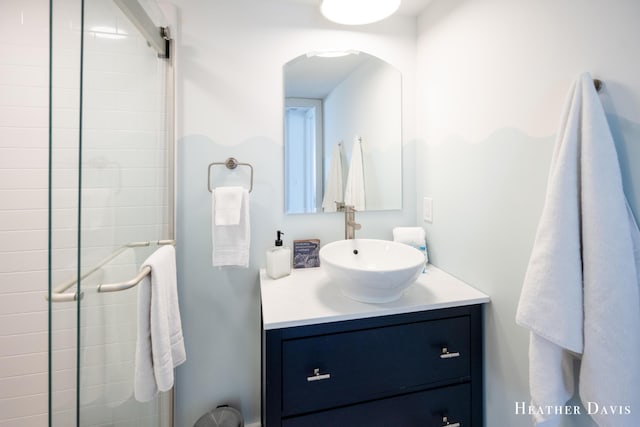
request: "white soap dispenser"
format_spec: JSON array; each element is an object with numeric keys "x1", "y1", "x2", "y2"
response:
[{"x1": 266, "y1": 230, "x2": 291, "y2": 279}]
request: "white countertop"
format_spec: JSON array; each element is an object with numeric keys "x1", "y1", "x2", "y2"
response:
[{"x1": 260, "y1": 264, "x2": 490, "y2": 330}]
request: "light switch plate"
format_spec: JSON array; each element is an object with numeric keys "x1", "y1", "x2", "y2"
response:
[{"x1": 423, "y1": 197, "x2": 433, "y2": 223}]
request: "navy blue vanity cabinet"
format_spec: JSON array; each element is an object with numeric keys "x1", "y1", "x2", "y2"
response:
[{"x1": 262, "y1": 304, "x2": 484, "y2": 427}]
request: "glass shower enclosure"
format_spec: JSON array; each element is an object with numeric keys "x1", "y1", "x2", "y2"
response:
[{"x1": 48, "y1": 0, "x2": 174, "y2": 425}]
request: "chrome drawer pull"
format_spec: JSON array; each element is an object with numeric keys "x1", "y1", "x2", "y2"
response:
[
  {"x1": 440, "y1": 347, "x2": 461, "y2": 359},
  {"x1": 307, "y1": 368, "x2": 331, "y2": 382},
  {"x1": 442, "y1": 416, "x2": 461, "y2": 427}
]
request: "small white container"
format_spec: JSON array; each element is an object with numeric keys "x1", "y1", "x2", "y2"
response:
[{"x1": 266, "y1": 231, "x2": 291, "y2": 279}]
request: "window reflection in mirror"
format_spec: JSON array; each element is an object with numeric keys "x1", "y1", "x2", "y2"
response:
[
  {"x1": 285, "y1": 98, "x2": 323, "y2": 213},
  {"x1": 284, "y1": 51, "x2": 402, "y2": 214}
]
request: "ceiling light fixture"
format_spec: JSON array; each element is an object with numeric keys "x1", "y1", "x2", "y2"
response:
[{"x1": 320, "y1": 0, "x2": 401, "y2": 26}]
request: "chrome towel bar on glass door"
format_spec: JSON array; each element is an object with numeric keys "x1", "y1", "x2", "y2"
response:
[
  {"x1": 97, "y1": 240, "x2": 176, "y2": 293},
  {"x1": 97, "y1": 265, "x2": 152, "y2": 293},
  {"x1": 47, "y1": 239, "x2": 175, "y2": 302}
]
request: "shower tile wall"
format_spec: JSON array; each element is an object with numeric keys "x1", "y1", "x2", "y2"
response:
[
  {"x1": 0, "y1": 0, "x2": 54, "y2": 425},
  {"x1": 0, "y1": 0, "x2": 169, "y2": 425}
]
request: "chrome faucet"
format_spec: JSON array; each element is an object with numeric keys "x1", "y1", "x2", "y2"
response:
[{"x1": 344, "y1": 205, "x2": 361, "y2": 239}]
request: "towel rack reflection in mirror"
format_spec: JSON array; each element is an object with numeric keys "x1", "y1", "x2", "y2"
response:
[{"x1": 207, "y1": 157, "x2": 254, "y2": 193}]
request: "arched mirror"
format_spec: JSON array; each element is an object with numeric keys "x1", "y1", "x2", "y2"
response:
[{"x1": 284, "y1": 51, "x2": 402, "y2": 214}]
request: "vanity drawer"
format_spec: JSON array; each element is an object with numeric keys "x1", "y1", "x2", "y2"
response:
[
  {"x1": 282, "y1": 383, "x2": 471, "y2": 427},
  {"x1": 281, "y1": 316, "x2": 470, "y2": 416}
]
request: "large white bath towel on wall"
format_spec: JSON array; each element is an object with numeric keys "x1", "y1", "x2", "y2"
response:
[{"x1": 516, "y1": 72, "x2": 640, "y2": 426}]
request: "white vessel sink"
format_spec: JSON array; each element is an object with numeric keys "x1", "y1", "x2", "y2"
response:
[{"x1": 319, "y1": 239, "x2": 425, "y2": 303}]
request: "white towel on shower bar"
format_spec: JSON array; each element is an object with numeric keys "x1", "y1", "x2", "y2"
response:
[
  {"x1": 134, "y1": 245, "x2": 186, "y2": 402},
  {"x1": 212, "y1": 187, "x2": 250, "y2": 267},
  {"x1": 516, "y1": 72, "x2": 640, "y2": 426},
  {"x1": 344, "y1": 137, "x2": 365, "y2": 210}
]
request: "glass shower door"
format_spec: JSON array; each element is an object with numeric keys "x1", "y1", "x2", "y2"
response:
[
  {"x1": 49, "y1": 0, "x2": 174, "y2": 425},
  {"x1": 49, "y1": 0, "x2": 83, "y2": 424}
]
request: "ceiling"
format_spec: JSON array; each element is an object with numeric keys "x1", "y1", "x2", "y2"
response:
[
  {"x1": 390, "y1": 0, "x2": 433, "y2": 17},
  {"x1": 286, "y1": 0, "x2": 432, "y2": 18}
]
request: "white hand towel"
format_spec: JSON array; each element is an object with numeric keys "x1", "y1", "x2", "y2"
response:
[
  {"x1": 322, "y1": 143, "x2": 344, "y2": 212},
  {"x1": 214, "y1": 186, "x2": 244, "y2": 225},
  {"x1": 392, "y1": 227, "x2": 426, "y2": 247},
  {"x1": 212, "y1": 187, "x2": 250, "y2": 267},
  {"x1": 134, "y1": 245, "x2": 186, "y2": 402},
  {"x1": 516, "y1": 72, "x2": 640, "y2": 426},
  {"x1": 344, "y1": 137, "x2": 366, "y2": 210}
]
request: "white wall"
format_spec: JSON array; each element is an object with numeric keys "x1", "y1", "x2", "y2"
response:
[
  {"x1": 416, "y1": 0, "x2": 640, "y2": 426},
  {"x1": 172, "y1": 0, "x2": 417, "y2": 424}
]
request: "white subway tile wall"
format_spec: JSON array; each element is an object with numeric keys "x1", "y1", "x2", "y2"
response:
[
  {"x1": 1, "y1": 0, "x2": 56, "y2": 425},
  {"x1": 0, "y1": 0, "x2": 169, "y2": 425}
]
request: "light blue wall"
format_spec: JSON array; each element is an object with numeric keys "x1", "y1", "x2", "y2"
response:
[
  {"x1": 610, "y1": 115, "x2": 640, "y2": 220},
  {"x1": 416, "y1": 0, "x2": 640, "y2": 426},
  {"x1": 172, "y1": 0, "x2": 418, "y2": 424},
  {"x1": 419, "y1": 118, "x2": 640, "y2": 427}
]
